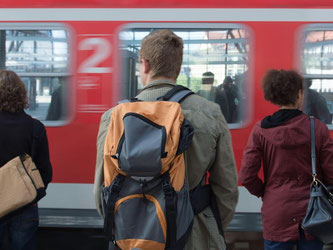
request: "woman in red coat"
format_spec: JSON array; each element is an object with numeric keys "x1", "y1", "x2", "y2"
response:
[{"x1": 240, "y1": 69, "x2": 333, "y2": 250}]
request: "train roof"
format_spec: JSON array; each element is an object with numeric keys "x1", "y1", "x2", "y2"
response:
[{"x1": 0, "y1": 0, "x2": 332, "y2": 9}]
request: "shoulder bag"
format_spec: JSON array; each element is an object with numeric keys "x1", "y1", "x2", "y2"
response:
[
  {"x1": 301, "y1": 116, "x2": 333, "y2": 244},
  {"x1": 0, "y1": 119, "x2": 45, "y2": 218}
]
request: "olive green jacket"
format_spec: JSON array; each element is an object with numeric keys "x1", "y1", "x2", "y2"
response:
[{"x1": 93, "y1": 80, "x2": 238, "y2": 250}]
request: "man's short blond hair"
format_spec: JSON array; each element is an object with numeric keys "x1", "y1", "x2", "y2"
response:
[{"x1": 140, "y1": 29, "x2": 183, "y2": 80}]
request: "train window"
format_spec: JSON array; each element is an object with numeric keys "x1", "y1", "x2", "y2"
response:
[
  {"x1": 0, "y1": 25, "x2": 71, "y2": 124},
  {"x1": 301, "y1": 25, "x2": 333, "y2": 126},
  {"x1": 119, "y1": 24, "x2": 250, "y2": 127}
]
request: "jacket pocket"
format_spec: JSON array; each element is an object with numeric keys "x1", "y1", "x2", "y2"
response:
[
  {"x1": 184, "y1": 207, "x2": 226, "y2": 250},
  {"x1": 202, "y1": 207, "x2": 226, "y2": 250}
]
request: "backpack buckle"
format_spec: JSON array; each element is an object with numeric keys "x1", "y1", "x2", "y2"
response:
[
  {"x1": 162, "y1": 172, "x2": 174, "y2": 195},
  {"x1": 111, "y1": 183, "x2": 121, "y2": 193},
  {"x1": 162, "y1": 181, "x2": 174, "y2": 195},
  {"x1": 111, "y1": 175, "x2": 124, "y2": 193}
]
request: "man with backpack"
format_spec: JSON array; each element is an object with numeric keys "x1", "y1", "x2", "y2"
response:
[{"x1": 94, "y1": 29, "x2": 238, "y2": 249}]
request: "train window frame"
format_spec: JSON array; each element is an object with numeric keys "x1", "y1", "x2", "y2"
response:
[
  {"x1": 0, "y1": 23, "x2": 74, "y2": 127},
  {"x1": 299, "y1": 23, "x2": 333, "y2": 129},
  {"x1": 117, "y1": 23, "x2": 253, "y2": 129}
]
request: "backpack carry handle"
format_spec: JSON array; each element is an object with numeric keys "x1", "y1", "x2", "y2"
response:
[
  {"x1": 118, "y1": 98, "x2": 142, "y2": 105},
  {"x1": 158, "y1": 85, "x2": 194, "y2": 103}
]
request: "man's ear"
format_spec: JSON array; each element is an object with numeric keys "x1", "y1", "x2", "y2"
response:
[{"x1": 143, "y1": 59, "x2": 150, "y2": 74}]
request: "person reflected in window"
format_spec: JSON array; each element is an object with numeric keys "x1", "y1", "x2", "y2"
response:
[
  {"x1": 46, "y1": 79, "x2": 65, "y2": 121},
  {"x1": 303, "y1": 79, "x2": 332, "y2": 124},
  {"x1": 219, "y1": 76, "x2": 239, "y2": 123},
  {"x1": 28, "y1": 78, "x2": 37, "y2": 111},
  {"x1": 197, "y1": 72, "x2": 229, "y2": 120}
]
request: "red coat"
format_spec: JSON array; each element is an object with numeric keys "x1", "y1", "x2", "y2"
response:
[{"x1": 240, "y1": 113, "x2": 333, "y2": 242}]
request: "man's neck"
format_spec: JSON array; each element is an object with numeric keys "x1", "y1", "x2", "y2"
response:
[
  {"x1": 142, "y1": 76, "x2": 176, "y2": 87},
  {"x1": 202, "y1": 84, "x2": 213, "y2": 91}
]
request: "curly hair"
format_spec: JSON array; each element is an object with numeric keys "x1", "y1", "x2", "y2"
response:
[
  {"x1": 0, "y1": 70, "x2": 28, "y2": 113},
  {"x1": 262, "y1": 69, "x2": 304, "y2": 106}
]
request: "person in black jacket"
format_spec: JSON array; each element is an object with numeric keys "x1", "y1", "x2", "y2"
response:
[
  {"x1": 197, "y1": 72, "x2": 230, "y2": 120},
  {"x1": 0, "y1": 70, "x2": 52, "y2": 250},
  {"x1": 303, "y1": 79, "x2": 332, "y2": 124},
  {"x1": 219, "y1": 76, "x2": 240, "y2": 123},
  {"x1": 46, "y1": 78, "x2": 66, "y2": 121}
]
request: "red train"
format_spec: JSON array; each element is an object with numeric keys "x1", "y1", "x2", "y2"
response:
[{"x1": 1, "y1": 0, "x2": 333, "y2": 231}]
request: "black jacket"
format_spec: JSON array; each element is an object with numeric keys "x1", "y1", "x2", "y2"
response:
[
  {"x1": 0, "y1": 111, "x2": 52, "y2": 187},
  {"x1": 303, "y1": 88, "x2": 332, "y2": 124}
]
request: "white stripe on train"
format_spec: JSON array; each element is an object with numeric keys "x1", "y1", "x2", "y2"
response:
[
  {"x1": 0, "y1": 8, "x2": 332, "y2": 21},
  {"x1": 39, "y1": 183, "x2": 262, "y2": 212}
]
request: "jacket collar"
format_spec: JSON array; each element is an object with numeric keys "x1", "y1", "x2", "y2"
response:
[
  {"x1": 140, "y1": 79, "x2": 176, "y2": 92},
  {"x1": 261, "y1": 109, "x2": 303, "y2": 128}
]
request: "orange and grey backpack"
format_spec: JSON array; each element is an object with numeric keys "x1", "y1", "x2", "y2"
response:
[{"x1": 102, "y1": 85, "x2": 195, "y2": 250}]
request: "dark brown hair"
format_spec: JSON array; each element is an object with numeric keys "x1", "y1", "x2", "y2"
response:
[
  {"x1": 262, "y1": 69, "x2": 304, "y2": 106},
  {"x1": 202, "y1": 71, "x2": 214, "y2": 85},
  {"x1": 0, "y1": 70, "x2": 28, "y2": 112},
  {"x1": 140, "y1": 29, "x2": 183, "y2": 80}
]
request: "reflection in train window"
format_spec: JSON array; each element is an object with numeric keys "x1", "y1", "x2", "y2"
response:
[
  {"x1": 119, "y1": 25, "x2": 250, "y2": 125},
  {"x1": 301, "y1": 25, "x2": 333, "y2": 125},
  {"x1": 0, "y1": 28, "x2": 70, "y2": 123}
]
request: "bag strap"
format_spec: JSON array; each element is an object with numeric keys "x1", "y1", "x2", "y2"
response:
[
  {"x1": 162, "y1": 172, "x2": 177, "y2": 248},
  {"x1": 158, "y1": 85, "x2": 194, "y2": 103},
  {"x1": 104, "y1": 174, "x2": 125, "y2": 244},
  {"x1": 310, "y1": 116, "x2": 317, "y2": 176},
  {"x1": 309, "y1": 117, "x2": 333, "y2": 199}
]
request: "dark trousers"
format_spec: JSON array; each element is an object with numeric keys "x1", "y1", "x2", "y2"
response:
[
  {"x1": 0, "y1": 204, "x2": 39, "y2": 250},
  {"x1": 264, "y1": 228, "x2": 323, "y2": 250}
]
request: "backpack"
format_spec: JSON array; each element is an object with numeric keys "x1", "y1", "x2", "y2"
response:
[{"x1": 102, "y1": 85, "x2": 195, "y2": 250}]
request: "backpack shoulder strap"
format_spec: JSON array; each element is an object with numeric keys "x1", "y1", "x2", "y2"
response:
[{"x1": 158, "y1": 85, "x2": 194, "y2": 103}]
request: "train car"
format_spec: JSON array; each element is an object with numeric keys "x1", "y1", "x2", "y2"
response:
[{"x1": 1, "y1": 0, "x2": 333, "y2": 243}]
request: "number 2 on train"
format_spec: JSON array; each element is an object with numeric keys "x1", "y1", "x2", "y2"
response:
[{"x1": 78, "y1": 37, "x2": 112, "y2": 74}]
